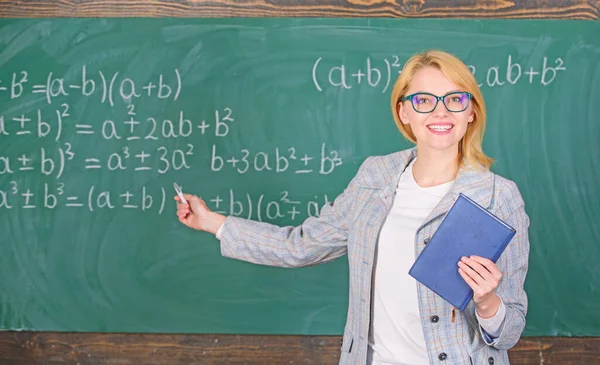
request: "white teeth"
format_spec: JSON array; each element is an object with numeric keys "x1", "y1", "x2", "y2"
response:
[{"x1": 428, "y1": 125, "x2": 452, "y2": 131}]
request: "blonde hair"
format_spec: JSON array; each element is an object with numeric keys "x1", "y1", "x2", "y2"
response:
[{"x1": 390, "y1": 50, "x2": 494, "y2": 170}]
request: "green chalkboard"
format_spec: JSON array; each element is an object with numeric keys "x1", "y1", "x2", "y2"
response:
[{"x1": 0, "y1": 18, "x2": 599, "y2": 337}]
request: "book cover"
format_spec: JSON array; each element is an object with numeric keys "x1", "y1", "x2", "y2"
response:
[{"x1": 408, "y1": 193, "x2": 516, "y2": 311}]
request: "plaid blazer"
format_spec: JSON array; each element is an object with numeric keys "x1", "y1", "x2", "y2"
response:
[{"x1": 219, "y1": 148, "x2": 530, "y2": 365}]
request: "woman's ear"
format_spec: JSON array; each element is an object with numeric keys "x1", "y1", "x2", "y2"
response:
[
  {"x1": 399, "y1": 102, "x2": 410, "y2": 125},
  {"x1": 468, "y1": 111, "x2": 474, "y2": 123}
]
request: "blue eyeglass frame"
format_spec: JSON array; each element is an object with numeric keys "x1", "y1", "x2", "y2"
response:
[{"x1": 400, "y1": 92, "x2": 473, "y2": 113}]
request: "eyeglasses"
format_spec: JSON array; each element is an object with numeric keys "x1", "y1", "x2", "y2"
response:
[{"x1": 400, "y1": 92, "x2": 473, "y2": 113}]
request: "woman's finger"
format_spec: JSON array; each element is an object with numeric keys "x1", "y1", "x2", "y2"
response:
[
  {"x1": 458, "y1": 267, "x2": 478, "y2": 290},
  {"x1": 461, "y1": 256, "x2": 494, "y2": 282},
  {"x1": 458, "y1": 261, "x2": 482, "y2": 285},
  {"x1": 188, "y1": 195, "x2": 208, "y2": 212},
  {"x1": 183, "y1": 193, "x2": 196, "y2": 202},
  {"x1": 470, "y1": 256, "x2": 503, "y2": 281}
]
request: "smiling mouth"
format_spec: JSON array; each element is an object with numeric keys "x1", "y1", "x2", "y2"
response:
[{"x1": 427, "y1": 124, "x2": 453, "y2": 132}]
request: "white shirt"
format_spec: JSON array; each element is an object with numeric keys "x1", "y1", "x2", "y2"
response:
[{"x1": 367, "y1": 159, "x2": 453, "y2": 365}]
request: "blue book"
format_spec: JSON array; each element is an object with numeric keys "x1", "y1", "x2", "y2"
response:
[{"x1": 408, "y1": 193, "x2": 516, "y2": 311}]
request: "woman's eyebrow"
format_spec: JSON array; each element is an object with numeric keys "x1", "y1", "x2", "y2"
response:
[{"x1": 411, "y1": 89, "x2": 463, "y2": 95}]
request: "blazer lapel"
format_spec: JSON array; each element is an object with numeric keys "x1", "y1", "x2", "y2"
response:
[
  {"x1": 367, "y1": 148, "x2": 416, "y2": 208},
  {"x1": 355, "y1": 148, "x2": 416, "y2": 229}
]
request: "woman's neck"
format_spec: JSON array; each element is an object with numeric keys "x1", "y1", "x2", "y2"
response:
[{"x1": 412, "y1": 147, "x2": 460, "y2": 188}]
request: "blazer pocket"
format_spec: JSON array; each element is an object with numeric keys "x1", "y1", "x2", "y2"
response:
[{"x1": 341, "y1": 331, "x2": 354, "y2": 353}]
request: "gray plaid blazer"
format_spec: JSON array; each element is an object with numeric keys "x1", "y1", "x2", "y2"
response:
[{"x1": 219, "y1": 147, "x2": 530, "y2": 365}]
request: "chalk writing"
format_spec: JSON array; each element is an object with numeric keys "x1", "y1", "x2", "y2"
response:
[{"x1": 312, "y1": 55, "x2": 567, "y2": 92}]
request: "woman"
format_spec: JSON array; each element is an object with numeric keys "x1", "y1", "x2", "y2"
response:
[{"x1": 175, "y1": 50, "x2": 530, "y2": 365}]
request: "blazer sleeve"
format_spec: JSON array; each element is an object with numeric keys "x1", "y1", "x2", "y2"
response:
[
  {"x1": 480, "y1": 178, "x2": 530, "y2": 350},
  {"x1": 217, "y1": 158, "x2": 371, "y2": 268}
]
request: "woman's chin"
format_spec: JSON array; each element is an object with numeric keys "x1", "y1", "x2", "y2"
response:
[{"x1": 418, "y1": 141, "x2": 460, "y2": 154}]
